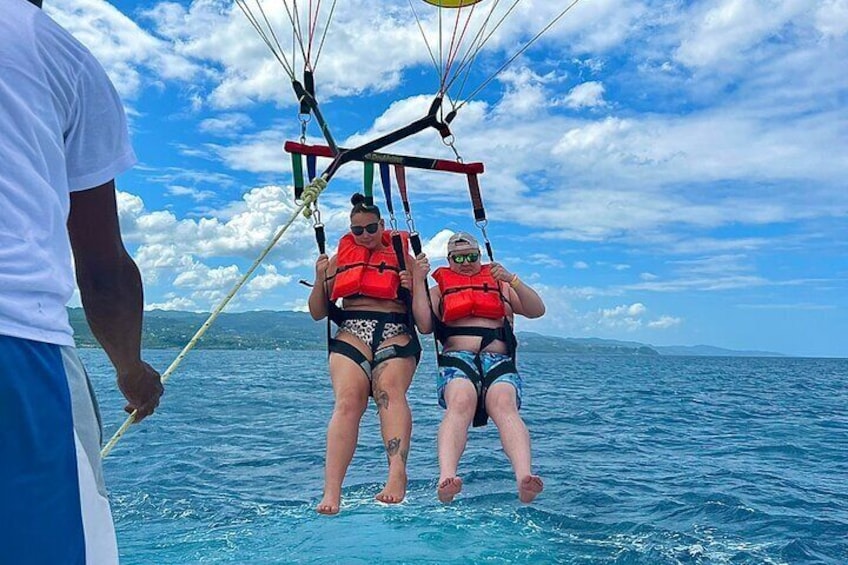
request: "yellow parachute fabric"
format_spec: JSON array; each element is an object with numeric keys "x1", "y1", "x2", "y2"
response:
[{"x1": 421, "y1": 0, "x2": 485, "y2": 7}]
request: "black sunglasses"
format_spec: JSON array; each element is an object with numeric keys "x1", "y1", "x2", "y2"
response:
[{"x1": 350, "y1": 222, "x2": 379, "y2": 236}]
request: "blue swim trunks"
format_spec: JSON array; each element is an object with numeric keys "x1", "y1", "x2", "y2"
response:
[
  {"x1": 437, "y1": 350, "x2": 523, "y2": 409},
  {"x1": 0, "y1": 334, "x2": 118, "y2": 564}
]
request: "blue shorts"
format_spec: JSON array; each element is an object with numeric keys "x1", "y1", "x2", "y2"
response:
[
  {"x1": 0, "y1": 334, "x2": 118, "y2": 564},
  {"x1": 437, "y1": 350, "x2": 523, "y2": 409}
]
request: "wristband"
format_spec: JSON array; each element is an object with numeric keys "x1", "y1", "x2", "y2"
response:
[{"x1": 509, "y1": 274, "x2": 521, "y2": 289}]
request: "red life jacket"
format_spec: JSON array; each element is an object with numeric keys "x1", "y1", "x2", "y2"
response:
[
  {"x1": 330, "y1": 231, "x2": 409, "y2": 301},
  {"x1": 432, "y1": 264, "x2": 506, "y2": 323}
]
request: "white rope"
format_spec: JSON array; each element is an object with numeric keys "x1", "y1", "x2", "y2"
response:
[{"x1": 100, "y1": 178, "x2": 328, "y2": 458}]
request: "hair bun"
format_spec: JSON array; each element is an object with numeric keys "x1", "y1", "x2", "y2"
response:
[{"x1": 350, "y1": 193, "x2": 366, "y2": 206}]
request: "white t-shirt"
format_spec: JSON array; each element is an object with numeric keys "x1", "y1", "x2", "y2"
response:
[{"x1": 0, "y1": 0, "x2": 137, "y2": 346}]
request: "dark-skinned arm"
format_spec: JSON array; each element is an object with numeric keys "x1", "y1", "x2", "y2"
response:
[{"x1": 68, "y1": 180, "x2": 163, "y2": 422}]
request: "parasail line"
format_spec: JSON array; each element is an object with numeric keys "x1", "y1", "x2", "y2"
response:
[
  {"x1": 312, "y1": 0, "x2": 338, "y2": 70},
  {"x1": 457, "y1": 0, "x2": 584, "y2": 109}
]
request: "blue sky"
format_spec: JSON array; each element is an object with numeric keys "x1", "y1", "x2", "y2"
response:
[{"x1": 50, "y1": 0, "x2": 847, "y2": 357}]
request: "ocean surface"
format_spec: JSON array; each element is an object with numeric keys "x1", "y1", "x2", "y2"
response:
[{"x1": 81, "y1": 349, "x2": 848, "y2": 564}]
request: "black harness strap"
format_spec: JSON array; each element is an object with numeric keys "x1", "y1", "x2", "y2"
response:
[
  {"x1": 329, "y1": 338, "x2": 372, "y2": 377},
  {"x1": 433, "y1": 315, "x2": 519, "y2": 427},
  {"x1": 327, "y1": 303, "x2": 420, "y2": 382},
  {"x1": 374, "y1": 337, "x2": 422, "y2": 368}
]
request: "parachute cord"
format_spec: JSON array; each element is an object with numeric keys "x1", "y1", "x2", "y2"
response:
[
  {"x1": 456, "y1": 0, "x2": 584, "y2": 110},
  {"x1": 307, "y1": 0, "x2": 316, "y2": 63},
  {"x1": 446, "y1": 0, "x2": 505, "y2": 101},
  {"x1": 438, "y1": 3, "x2": 445, "y2": 93},
  {"x1": 408, "y1": 0, "x2": 442, "y2": 88},
  {"x1": 445, "y1": 0, "x2": 519, "y2": 96},
  {"x1": 100, "y1": 180, "x2": 328, "y2": 459},
  {"x1": 442, "y1": 2, "x2": 477, "y2": 91},
  {"x1": 285, "y1": 0, "x2": 311, "y2": 71},
  {"x1": 312, "y1": 0, "x2": 338, "y2": 70},
  {"x1": 236, "y1": 0, "x2": 296, "y2": 78}
]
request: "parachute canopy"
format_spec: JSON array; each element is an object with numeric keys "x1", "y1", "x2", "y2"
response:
[{"x1": 422, "y1": 0, "x2": 485, "y2": 7}]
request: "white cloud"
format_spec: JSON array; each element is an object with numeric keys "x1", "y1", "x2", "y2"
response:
[
  {"x1": 118, "y1": 185, "x2": 346, "y2": 310},
  {"x1": 167, "y1": 186, "x2": 216, "y2": 202},
  {"x1": 47, "y1": 0, "x2": 202, "y2": 99},
  {"x1": 422, "y1": 230, "x2": 456, "y2": 263},
  {"x1": 648, "y1": 315, "x2": 682, "y2": 329},
  {"x1": 244, "y1": 265, "x2": 294, "y2": 299},
  {"x1": 602, "y1": 303, "x2": 647, "y2": 318},
  {"x1": 674, "y1": 0, "x2": 809, "y2": 70},
  {"x1": 815, "y1": 0, "x2": 848, "y2": 38},
  {"x1": 198, "y1": 113, "x2": 254, "y2": 136},
  {"x1": 559, "y1": 81, "x2": 606, "y2": 109},
  {"x1": 146, "y1": 294, "x2": 198, "y2": 312}
]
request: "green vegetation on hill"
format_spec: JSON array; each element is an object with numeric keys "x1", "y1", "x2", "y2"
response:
[
  {"x1": 69, "y1": 308, "x2": 326, "y2": 350},
  {"x1": 67, "y1": 308, "x2": 782, "y2": 356}
]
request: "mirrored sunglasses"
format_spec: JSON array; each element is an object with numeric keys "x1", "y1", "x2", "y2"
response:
[
  {"x1": 350, "y1": 222, "x2": 379, "y2": 236},
  {"x1": 450, "y1": 252, "x2": 479, "y2": 264}
]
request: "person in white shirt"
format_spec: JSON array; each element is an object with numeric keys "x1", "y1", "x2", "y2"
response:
[{"x1": 0, "y1": 0, "x2": 163, "y2": 562}]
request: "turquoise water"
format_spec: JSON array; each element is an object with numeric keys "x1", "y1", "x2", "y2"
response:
[{"x1": 82, "y1": 350, "x2": 848, "y2": 564}]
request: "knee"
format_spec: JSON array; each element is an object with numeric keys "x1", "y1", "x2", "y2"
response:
[
  {"x1": 485, "y1": 386, "x2": 518, "y2": 418},
  {"x1": 445, "y1": 388, "x2": 477, "y2": 417},
  {"x1": 334, "y1": 395, "x2": 367, "y2": 419},
  {"x1": 374, "y1": 381, "x2": 408, "y2": 400}
]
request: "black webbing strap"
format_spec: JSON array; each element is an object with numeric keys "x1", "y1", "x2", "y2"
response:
[
  {"x1": 395, "y1": 165, "x2": 410, "y2": 215},
  {"x1": 373, "y1": 335, "x2": 422, "y2": 368},
  {"x1": 299, "y1": 69, "x2": 315, "y2": 115},
  {"x1": 437, "y1": 349, "x2": 518, "y2": 427},
  {"x1": 329, "y1": 338, "x2": 372, "y2": 378},
  {"x1": 433, "y1": 315, "x2": 519, "y2": 427},
  {"x1": 328, "y1": 305, "x2": 408, "y2": 327},
  {"x1": 314, "y1": 223, "x2": 326, "y2": 255},
  {"x1": 389, "y1": 232, "x2": 419, "y2": 343},
  {"x1": 466, "y1": 173, "x2": 494, "y2": 261},
  {"x1": 473, "y1": 357, "x2": 518, "y2": 427},
  {"x1": 379, "y1": 163, "x2": 395, "y2": 218}
]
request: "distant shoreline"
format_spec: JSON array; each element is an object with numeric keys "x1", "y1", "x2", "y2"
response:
[{"x1": 68, "y1": 307, "x2": 788, "y2": 358}]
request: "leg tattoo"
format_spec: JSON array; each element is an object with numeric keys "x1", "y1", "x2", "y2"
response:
[
  {"x1": 374, "y1": 389, "x2": 389, "y2": 412},
  {"x1": 386, "y1": 437, "x2": 401, "y2": 459}
]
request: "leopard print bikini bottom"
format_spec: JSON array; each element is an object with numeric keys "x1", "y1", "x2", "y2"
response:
[{"x1": 337, "y1": 318, "x2": 408, "y2": 352}]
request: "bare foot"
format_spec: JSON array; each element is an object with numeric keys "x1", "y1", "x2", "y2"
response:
[
  {"x1": 375, "y1": 470, "x2": 407, "y2": 504},
  {"x1": 437, "y1": 476, "x2": 463, "y2": 503},
  {"x1": 316, "y1": 492, "x2": 340, "y2": 515},
  {"x1": 518, "y1": 475, "x2": 544, "y2": 503}
]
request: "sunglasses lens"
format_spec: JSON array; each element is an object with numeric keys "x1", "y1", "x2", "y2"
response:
[
  {"x1": 451, "y1": 252, "x2": 479, "y2": 264},
  {"x1": 351, "y1": 222, "x2": 379, "y2": 236}
]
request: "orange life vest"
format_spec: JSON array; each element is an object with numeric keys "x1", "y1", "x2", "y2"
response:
[
  {"x1": 330, "y1": 231, "x2": 409, "y2": 301},
  {"x1": 432, "y1": 264, "x2": 506, "y2": 323}
]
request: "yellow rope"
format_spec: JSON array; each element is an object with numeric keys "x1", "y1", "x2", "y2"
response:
[{"x1": 101, "y1": 177, "x2": 328, "y2": 458}]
